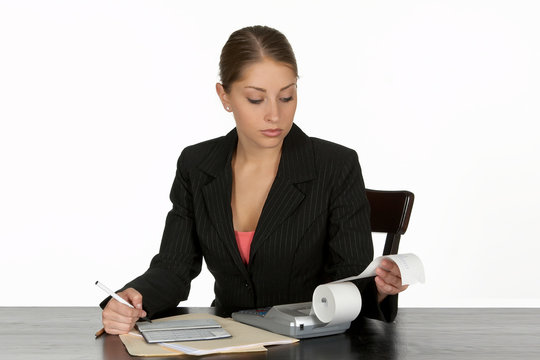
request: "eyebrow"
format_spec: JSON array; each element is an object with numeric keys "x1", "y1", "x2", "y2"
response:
[{"x1": 244, "y1": 83, "x2": 297, "y2": 92}]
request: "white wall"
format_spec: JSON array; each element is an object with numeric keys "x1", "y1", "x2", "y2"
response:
[{"x1": 1, "y1": 0, "x2": 539, "y2": 308}]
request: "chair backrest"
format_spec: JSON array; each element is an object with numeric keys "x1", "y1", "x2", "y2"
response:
[{"x1": 365, "y1": 189, "x2": 415, "y2": 255}]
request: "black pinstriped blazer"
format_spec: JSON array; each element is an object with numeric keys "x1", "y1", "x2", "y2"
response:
[{"x1": 106, "y1": 124, "x2": 397, "y2": 322}]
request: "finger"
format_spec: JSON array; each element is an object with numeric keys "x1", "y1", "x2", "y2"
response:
[
  {"x1": 379, "y1": 270, "x2": 404, "y2": 288},
  {"x1": 379, "y1": 259, "x2": 395, "y2": 271},
  {"x1": 375, "y1": 276, "x2": 396, "y2": 294},
  {"x1": 376, "y1": 266, "x2": 401, "y2": 282},
  {"x1": 103, "y1": 319, "x2": 136, "y2": 333},
  {"x1": 380, "y1": 259, "x2": 402, "y2": 276},
  {"x1": 103, "y1": 321, "x2": 136, "y2": 335},
  {"x1": 375, "y1": 275, "x2": 408, "y2": 295},
  {"x1": 375, "y1": 276, "x2": 409, "y2": 295},
  {"x1": 102, "y1": 309, "x2": 139, "y2": 332},
  {"x1": 119, "y1": 289, "x2": 146, "y2": 318},
  {"x1": 377, "y1": 262, "x2": 399, "y2": 275},
  {"x1": 106, "y1": 303, "x2": 146, "y2": 322},
  {"x1": 376, "y1": 263, "x2": 403, "y2": 283},
  {"x1": 121, "y1": 288, "x2": 144, "y2": 310},
  {"x1": 107, "y1": 298, "x2": 141, "y2": 317},
  {"x1": 104, "y1": 303, "x2": 143, "y2": 328},
  {"x1": 103, "y1": 308, "x2": 139, "y2": 325},
  {"x1": 102, "y1": 318, "x2": 137, "y2": 335}
]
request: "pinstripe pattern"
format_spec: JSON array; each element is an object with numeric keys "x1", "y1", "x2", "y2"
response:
[{"x1": 114, "y1": 124, "x2": 395, "y2": 321}]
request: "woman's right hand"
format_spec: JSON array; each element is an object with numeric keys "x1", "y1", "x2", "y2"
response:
[{"x1": 102, "y1": 288, "x2": 147, "y2": 335}]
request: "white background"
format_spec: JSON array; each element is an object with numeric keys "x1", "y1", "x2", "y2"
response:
[{"x1": 1, "y1": 0, "x2": 539, "y2": 308}]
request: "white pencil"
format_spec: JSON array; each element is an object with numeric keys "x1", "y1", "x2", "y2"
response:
[{"x1": 95, "y1": 281, "x2": 151, "y2": 322}]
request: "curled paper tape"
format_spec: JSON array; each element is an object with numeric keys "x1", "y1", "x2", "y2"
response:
[
  {"x1": 334, "y1": 253, "x2": 425, "y2": 285},
  {"x1": 312, "y1": 282, "x2": 361, "y2": 325},
  {"x1": 310, "y1": 254, "x2": 424, "y2": 327}
]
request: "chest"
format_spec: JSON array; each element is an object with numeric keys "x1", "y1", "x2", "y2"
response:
[{"x1": 231, "y1": 167, "x2": 276, "y2": 232}]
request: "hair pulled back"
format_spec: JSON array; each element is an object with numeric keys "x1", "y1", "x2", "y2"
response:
[{"x1": 219, "y1": 25, "x2": 298, "y2": 93}]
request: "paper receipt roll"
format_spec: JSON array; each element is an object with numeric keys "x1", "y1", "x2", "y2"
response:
[{"x1": 312, "y1": 282, "x2": 361, "y2": 325}]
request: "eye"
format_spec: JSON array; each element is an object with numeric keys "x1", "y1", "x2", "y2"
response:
[
  {"x1": 247, "y1": 98, "x2": 263, "y2": 104},
  {"x1": 280, "y1": 96, "x2": 293, "y2": 103}
]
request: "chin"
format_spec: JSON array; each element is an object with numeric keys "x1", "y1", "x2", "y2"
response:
[{"x1": 258, "y1": 140, "x2": 284, "y2": 149}]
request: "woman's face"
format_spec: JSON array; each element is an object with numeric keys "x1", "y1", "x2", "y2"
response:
[{"x1": 217, "y1": 58, "x2": 297, "y2": 151}]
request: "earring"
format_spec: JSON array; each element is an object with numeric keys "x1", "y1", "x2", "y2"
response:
[{"x1": 226, "y1": 106, "x2": 230, "y2": 111}]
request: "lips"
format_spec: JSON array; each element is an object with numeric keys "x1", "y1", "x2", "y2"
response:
[{"x1": 260, "y1": 128, "x2": 283, "y2": 137}]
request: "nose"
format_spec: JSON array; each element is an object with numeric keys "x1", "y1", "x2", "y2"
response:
[{"x1": 264, "y1": 99, "x2": 279, "y2": 123}]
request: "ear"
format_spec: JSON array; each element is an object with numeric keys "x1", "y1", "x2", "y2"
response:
[{"x1": 216, "y1": 83, "x2": 232, "y2": 112}]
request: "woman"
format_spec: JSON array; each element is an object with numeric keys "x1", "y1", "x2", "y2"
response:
[{"x1": 101, "y1": 25, "x2": 408, "y2": 335}]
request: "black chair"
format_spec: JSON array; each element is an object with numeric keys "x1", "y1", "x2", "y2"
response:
[{"x1": 365, "y1": 189, "x2": 415, "y2": 255}]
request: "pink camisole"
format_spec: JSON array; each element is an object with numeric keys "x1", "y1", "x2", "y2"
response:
[{"x1": 234, "y1": 230, "x2": 255, "y2": 264}]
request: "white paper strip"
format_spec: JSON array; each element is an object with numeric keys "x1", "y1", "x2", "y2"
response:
[{"x1": 333, "y1": 253, "x2": 425, "y2": 286}]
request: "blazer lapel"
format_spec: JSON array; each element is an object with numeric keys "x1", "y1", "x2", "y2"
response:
[
  {"x1": 199, "y1": 129, "x2": 251, "y2": 279},
  {"x1": 249, "y1": 124, "x2": 316, "y2": 262},
  {"x1": 198, "y1": 125, "x2": 316, "y2": 273}
]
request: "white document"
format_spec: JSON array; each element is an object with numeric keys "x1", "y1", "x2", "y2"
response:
[{"x1": 125, "y1": 313, "x2": 297, "y2": 356}]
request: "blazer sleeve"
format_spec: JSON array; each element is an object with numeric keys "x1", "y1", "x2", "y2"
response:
[
  {"x1": 100, "y1": 150, "x2": 203, "y2": 318},
  {"x1": 324, "y1": 149, "x2": 398, "y2": 322}
]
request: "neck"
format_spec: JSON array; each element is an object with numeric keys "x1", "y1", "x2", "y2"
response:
[{"x1": 233, "y1": 140, "x2": 282, "y2": 170}]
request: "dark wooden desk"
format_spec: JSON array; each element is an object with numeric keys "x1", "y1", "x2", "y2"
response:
[{"x1": 0, "y1": 307, "x2": 538, "y2": 359}]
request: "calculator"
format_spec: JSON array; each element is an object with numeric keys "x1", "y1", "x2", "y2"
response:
[
  {"x1": 136, "y1": 319, "x2": 231, "y2": 343},
  {"x1": 140, "y1": 327, "x2": 231, "y2": 343},
  {"x1": 232, "y1": 302, "x2": 351, "y2": 339}
]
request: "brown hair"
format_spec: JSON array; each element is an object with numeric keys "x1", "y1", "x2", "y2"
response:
[{"x1": 219, "y1": 25, "x2": 298, "y2": 93}]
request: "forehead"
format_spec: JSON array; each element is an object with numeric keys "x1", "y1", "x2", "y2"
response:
[{"x1": 234, "y1": 58, "x2": 297, "y2": 91}]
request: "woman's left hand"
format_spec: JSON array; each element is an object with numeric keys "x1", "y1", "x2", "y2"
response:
[{"x1": 375, "y1": 259, "x2": 409, "y2": 303}]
